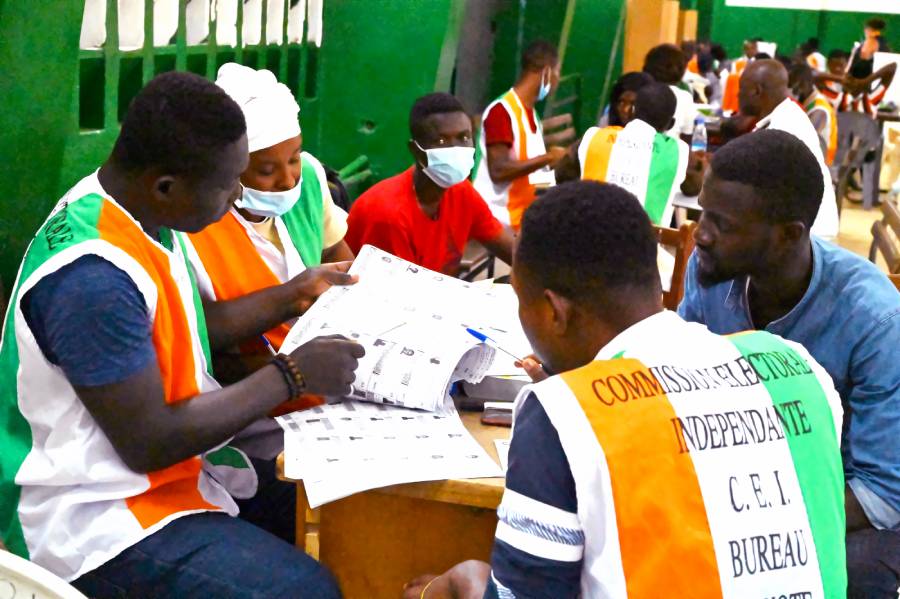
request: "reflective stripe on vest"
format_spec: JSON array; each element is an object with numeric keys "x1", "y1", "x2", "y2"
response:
[
  {"x1": 0, "y1": 190, "x2": 229, "y2": 574},
  {"x1": 581, "y1": 123, "x2": 683, "y2": 225}
]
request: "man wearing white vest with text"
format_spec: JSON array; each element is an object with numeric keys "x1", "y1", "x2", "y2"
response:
[
  {"x1": 473, "y1": 40, "x2": 567, "y2": 231},
  {"x1": 404, "y1": 181, "x2": 846, "y2": 599}
]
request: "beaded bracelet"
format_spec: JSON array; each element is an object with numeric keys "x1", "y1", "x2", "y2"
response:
[{"x1": 272, "y1": 353, "x2": 308, "y2": 400}]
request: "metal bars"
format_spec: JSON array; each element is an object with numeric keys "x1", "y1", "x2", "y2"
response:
[{"x1": 79, "y1": 0, "x2": 307, "y2": 132}]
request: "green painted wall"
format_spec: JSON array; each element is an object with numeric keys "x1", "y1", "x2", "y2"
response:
[
  {"x1": 0, "y1": 1, "x2": 84, "y2": 290},
  {"x1": 488, "y1": 0, "x2": 626, "y2": 134},
  {"x1": 0, "y1": 0, "x2": 624, "y2": 286},
  {"x1": 706, "y1": 1, "x2": 900, "y2": 57}
]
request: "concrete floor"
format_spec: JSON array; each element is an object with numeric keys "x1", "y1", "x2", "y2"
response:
[{"x1": 837, "y1": 199, "x2": 886, "y2": 271}]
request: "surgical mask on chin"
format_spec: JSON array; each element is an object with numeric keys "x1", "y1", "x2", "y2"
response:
[
  {"x1": 414, "y1": 141, "x2": 475, "y2": 188},
  {"x1": 538, "y1": 70, "x2": 551, "y2": 101},
  {"x1": 235, "y1": 176, "x2": 302, "y2": 218}
]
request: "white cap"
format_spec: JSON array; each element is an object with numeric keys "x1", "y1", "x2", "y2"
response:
[{"x1": 215, "y1": 62, "x2": 301, "y2": 153}]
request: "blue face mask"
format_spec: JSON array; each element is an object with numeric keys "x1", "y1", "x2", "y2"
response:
[
  {"x1": 538, "y1": 69, "x2": 552, "y2": 101},
  {"x1": 414, "y1": 141, "x2": 475, "y2": 188},
  {"x1": 235, "y1": 176, "x2": 303, "y2": 218}
]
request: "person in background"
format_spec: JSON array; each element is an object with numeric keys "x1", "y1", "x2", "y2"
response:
[
  {"x1": 849, "y1": 18, "x2": 891, "y2": 80},
  {"x1": 346, "y1": 93, "x2": 513, "y2": 276},
  {"x1": 403, "y1": 180, "x2": 846, "y2": 599},
  {"x1": 679, "y1": 130, "x2": 900, "y2": 598},
  {"x1": 599, "y1": 71, "x2": 654, "y2": 127},
  {"x1": 578, "y1": 83, "x2": 692, "y2": 224},
  {"x1": 827, "y1": 49, "x2": 850, "y2": 79},
  {"x1": 472, "y1": 40, "x2": 567, "y2": 231},
  {"x1": 681, "y1": 39, "x2": 699, "y2": 74},
  {"x1": 0, "y1": 71, "x2": 363, "y2": 598},
  {"x1": 801, "y1": 37, "x2": 827, "y2": 73},
  {"x1": 722, "y1": 38, "x2": 759, "y2": 113},
  {"x1": 642, "y1": 43, "x2": 697, "y2": 142},
  {"x1": 789, "y1": 63, "x2": 838, "y2": 167},
  {"x1": 186, "y1": 63, "x2": 355, "y2": 387},
  {"x1": 820, "y1": 57, "x2": 896, "y2": 117},
  {"x1": 739, "y1": 59, "x2": 838, "y2": 238}
]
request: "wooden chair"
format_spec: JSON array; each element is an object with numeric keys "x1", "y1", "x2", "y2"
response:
[
  {"x1": 833, "y1": 137, "x2": 863, "y2": 218},
  {"x1": 656, "y1": 221, "x2": 697, "y2": 311},
  {"x1": 868, "y1": 198, "x2": 900, "y2": 274},
  {"x1": 889, "y1": 273, "x2": 900, "y2": 293}
]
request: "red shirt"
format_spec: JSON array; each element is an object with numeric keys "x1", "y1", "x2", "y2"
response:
[
  {"x1": 483, "y1": 101, "x2": 538, "y2": 147},
  {"x1": 345, "y1": 168, "x2": 504, "y2": 275}
]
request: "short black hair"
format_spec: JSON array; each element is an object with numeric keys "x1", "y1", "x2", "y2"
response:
[
  {"x1": 711, "y1": 130, "x2": 823, "y2": 228},
  {"x1": 517, "y1": 181, "x2": 660, "y2": 305},
  {"x1": 408, "y1": 92, "x2": 467, "y2": 139},
  {"x1": 643, "y1": 43, "x2": 687, "y2": 83},
  {"x1": 608, "y1": 71, "x2": 654, "y2": 126},
  {"x1": 801, "y1": 37, "x2": 820, "y2": 54},
  {"x1": 521, "y1": 40, "x2": 558, "y2": 72},
  {"x1": 112, "y1": 71, "x2": 246, "y2": 178},
  {"x1": 754, "y1": 52, "x2": 772, "y2": 60},
  {"x1": 788, "y1": 63, "x2": 814, "y2": 89},
  {"x1": 828, "y1": 49, "x2": 850, "y2": 61},
  {"x1": 710, "y1": 43, "x2": 727, "y2": 62},
  {"x1": 634, "y1": 83, "x2": 677, "y2": 132},
  {"x1": 866, "y1": 18, "x2": 886, "y2": 32}
]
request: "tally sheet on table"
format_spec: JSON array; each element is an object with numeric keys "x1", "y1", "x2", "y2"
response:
[
  {"x1": 276, "y1": 399, "x2": 503, "y2": 507},
  {"x1": 280, "y1": 244, "x2": 532, "y2": 409}
]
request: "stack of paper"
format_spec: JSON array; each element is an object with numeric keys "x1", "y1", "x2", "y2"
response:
[
  {"x1": 281, "y1": 245, "x2": 532, "y2": 411},
  {"x1": 276, "y1": 400, "x2": 503, "y2": 507}
]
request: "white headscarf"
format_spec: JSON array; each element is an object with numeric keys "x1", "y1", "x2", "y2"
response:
[{"x1": 216, "y1": 62, "x2": 301, "y2": 153}]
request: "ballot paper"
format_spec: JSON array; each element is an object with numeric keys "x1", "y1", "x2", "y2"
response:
[
  {"x1": 276, "y1": 399, "x2": 503, "y2": 507},
  {"x1": 281, "y1": 245, "x2": 532, "y2": 410}
]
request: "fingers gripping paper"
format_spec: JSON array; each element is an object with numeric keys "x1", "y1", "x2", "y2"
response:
[{"x1": 281, "y1": 245, "x2": 517, "y2": 412}]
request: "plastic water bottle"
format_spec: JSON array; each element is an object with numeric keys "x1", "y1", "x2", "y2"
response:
[{"x1": 691, "y1": 117, "x2": 708, "y2": 153}]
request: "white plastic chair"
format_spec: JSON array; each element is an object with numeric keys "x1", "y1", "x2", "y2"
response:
[{"x1": 0, "y1": 550, "x2": 87, "y2": 599}]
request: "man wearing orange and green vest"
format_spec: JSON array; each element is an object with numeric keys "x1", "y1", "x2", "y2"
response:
[
  {"x1": 473, "y1": 40, "x2": 568, "y2": 231},
  {"x1": 578, "y1": 83, "x2": 691, "y2": 226},
  {"x1": 404, "y1": 181, "x2": 846, "y2": 598},
  {"x1": 0, "y1": 72, "x2": 362, "y2": 597},
  {"x1": 789, "y1": 64, "x2": 838, "y2": 168},
  {"x1": 186, "y1": 63, "x2": 353, "y2": 391}
]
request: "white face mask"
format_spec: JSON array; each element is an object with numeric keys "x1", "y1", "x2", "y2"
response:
[
  {"x1": 414, "y1": 141, "x2": 475, "y2": 188},
  {"x1": 235, "y1": 175, "x2": 303, "y2": 218},
  {"x1": 538, "y1": 68, "x2": 552, "y2": 101}
]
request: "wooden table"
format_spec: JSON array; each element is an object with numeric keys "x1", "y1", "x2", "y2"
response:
[{"x1": 277, "y1": 412, "x2": 508, "y2": 599}]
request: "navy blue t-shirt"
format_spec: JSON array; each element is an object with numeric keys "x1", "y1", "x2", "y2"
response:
[{"x1": 21, "y1": 255, "x2": 155, "y2": 387}]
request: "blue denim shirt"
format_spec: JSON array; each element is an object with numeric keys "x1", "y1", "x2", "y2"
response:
[{"x1": 678, "y1": 237, "x2": 900, "y2": 527}]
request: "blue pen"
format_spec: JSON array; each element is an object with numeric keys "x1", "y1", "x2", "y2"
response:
[
  {"x1": 466, "y1": 327, "x2": 523, "y2": 362},
  {"x1": 261, "y1": 335, "x2": 278, "y2": 356}
]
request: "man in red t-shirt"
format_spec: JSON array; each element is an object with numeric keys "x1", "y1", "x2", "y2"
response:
[{"x1": 346, "y1": 93, "x2": 513, "y2": 276}]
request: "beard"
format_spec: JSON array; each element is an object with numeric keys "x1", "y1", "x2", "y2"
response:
[{"x1": 696, "y1": 250, "x2": 741, "y2": 288}]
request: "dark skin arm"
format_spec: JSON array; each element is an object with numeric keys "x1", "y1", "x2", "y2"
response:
[
  {"x1": 403, "y1": 561, "x2": 491, "y2": 599},
  {"x1": 74, "y1": 335, "x2": 364, "y2": 474},
  {"x1": 480, "y1": 227, "x2": 514, "y2": 266},
  {"x1": 321, "y1": 239, "x2": 355, "y2": 263},
  {"x1": 681, "y1": 151, "x2": 708, "y2": 197},
  {"x1": 845, "y1": 484, "x2": 874, "y2": 532},
  {"x1": 485, "y1": 143, "x2": 567, "y2": 184},
  {"x1": 202, "y1": 262, "x2": 355, "y2": 351}
]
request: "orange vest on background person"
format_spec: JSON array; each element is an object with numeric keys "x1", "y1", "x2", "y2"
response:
[
  {"x1": 806, "y1": 93, "x2": 838, "y2": 166},
  {"x1": 722, "y1": 57, "x2": 749, "y2": 114},
  {"x1": 187, "y1": 210, "x2": 324, "y2": 415},
  {"x1": 687, "y1": 55, "x2": 700, "y2": 75}
]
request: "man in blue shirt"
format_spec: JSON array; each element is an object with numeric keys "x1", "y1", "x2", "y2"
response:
[{"x1": 678, "y1": 129, "x2": 900, "y2": 597}]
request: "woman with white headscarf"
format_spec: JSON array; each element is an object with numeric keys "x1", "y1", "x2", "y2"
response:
[{"x1": 187, "y1": 63, "x2": 354, "y2": 394}]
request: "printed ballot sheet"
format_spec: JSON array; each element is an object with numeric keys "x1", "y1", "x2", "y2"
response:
[
  {"x1": 277, "y1": 400, "x2": 503, "y2": 507},
  {"x1": 281, "y1": 245, "x2": 531, "y2": 410}
]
